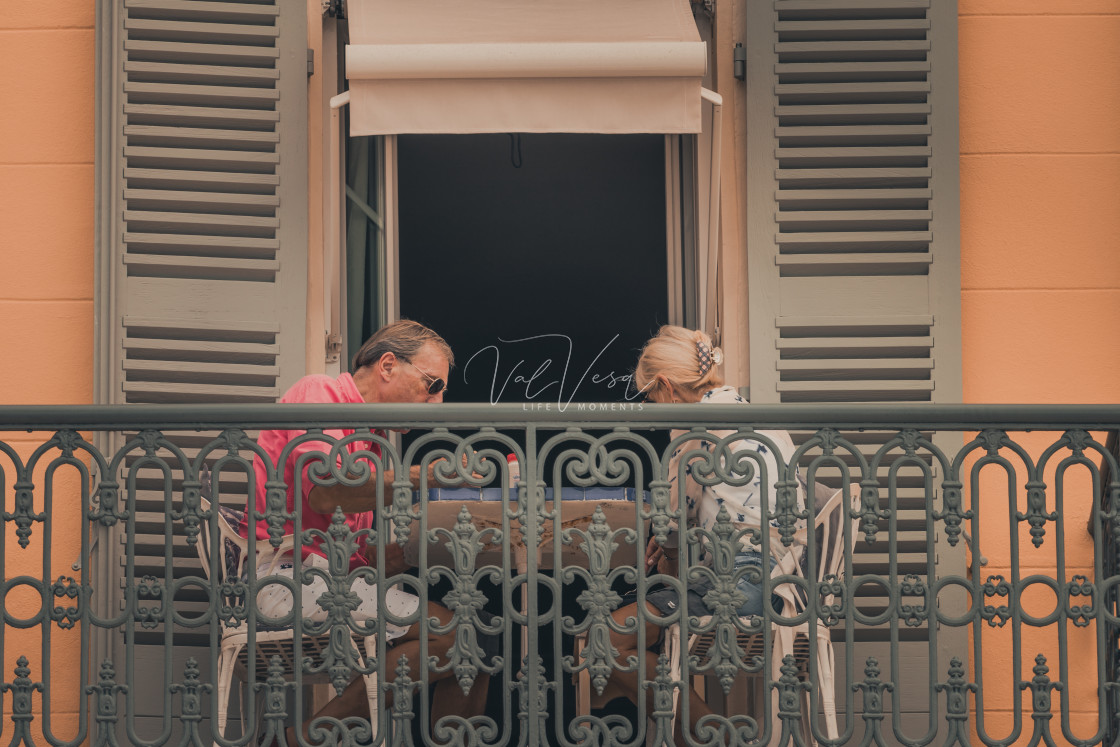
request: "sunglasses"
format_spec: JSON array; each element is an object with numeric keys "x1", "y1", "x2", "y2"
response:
[{"x1": 399, "y1": 357, "x2": 447, "y2": 396}]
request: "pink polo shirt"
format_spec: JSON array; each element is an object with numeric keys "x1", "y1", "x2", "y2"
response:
[{"x1": 248, "y1": 373, "x2": 384, "y2": 571}]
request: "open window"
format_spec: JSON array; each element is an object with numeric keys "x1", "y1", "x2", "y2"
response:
[{"x1": 324, "y1": 0, "x2": 722, "y2": 403}]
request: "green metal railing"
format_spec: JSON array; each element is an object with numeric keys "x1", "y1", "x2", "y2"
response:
[{"x1": 1, "y1": 404, "x2": 1118, "y2": 747}]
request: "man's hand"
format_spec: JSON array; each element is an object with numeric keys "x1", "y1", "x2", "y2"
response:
[
  {"x1": 645, "y1": 535, "x2": 677, "y2": 577},
  {"x1": 363, "y1": 541, "x2": 411, "y2": 579},
  {"x1": 423, "y1": 452, "x2": 487, "y2": 488}
]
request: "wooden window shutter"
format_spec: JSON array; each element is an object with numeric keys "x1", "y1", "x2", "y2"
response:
[
  {"x1": 744, "y1": 0, "x2": 963, "y2": 736},
  {"x1": 746, "y1": 0, "x2": 961, "y2": 406},
  {"x1": 98, "y1": 0, "x2": 308, "y2": 407},
  {"x1": 93, "y1": 0, "x2": 308, "y2": 733}
]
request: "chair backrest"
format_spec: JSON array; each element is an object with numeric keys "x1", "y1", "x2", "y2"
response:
[
  {"x1": 195, "y1": 466, "x2": 252, "y2": 588},
  {"x1": 810, "y1": 485, "x2": 859, "y2": 593},
  {"x1": 195, "y1": 466, "x2": 296, "y2": 587},
  {"x1": 772, "y1": 483, "x2": 859, "y2": 615}
]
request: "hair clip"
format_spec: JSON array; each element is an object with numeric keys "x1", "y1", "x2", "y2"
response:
[
  {"x1": 696, "y1": 340, "x2": 713, "y2": 375},
  {"x1": 696, "y1": 338, "x2": 724, "y2": 377}
]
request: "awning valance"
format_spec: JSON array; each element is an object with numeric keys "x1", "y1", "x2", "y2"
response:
[{"x1": 344, "y1": 0, "x2": 707, "y2": 135}]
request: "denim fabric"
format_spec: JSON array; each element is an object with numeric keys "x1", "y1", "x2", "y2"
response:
[{"x1": 623, "y1": 551, "x2": 780, "y2": 618}]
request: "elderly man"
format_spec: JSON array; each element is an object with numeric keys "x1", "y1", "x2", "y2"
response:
[{"x1": 246, "y1": 319, "x2": 487, "y2": 743}]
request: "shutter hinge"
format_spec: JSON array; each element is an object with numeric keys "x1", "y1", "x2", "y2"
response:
[
  {"x1": 307, "y1": 48, "x2": 314, "y2": 77},
  {"x1": 690, "y1": 0, "x2": 713, "y2": 17},
  {"x1": 326, "y1": 332, "x2": 342, "y2": 364},
  {"x1": 733, "y1": 42, "x2": 746, "y2": 81}
]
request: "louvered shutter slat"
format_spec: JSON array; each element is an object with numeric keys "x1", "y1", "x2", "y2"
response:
[
  {"x1": 124, "y1": 105, "x2": 280, "y2": 125},
  {"x1": 124, "y1": 83, "x2": 280, "y2": 106},
  {"x1": 124, "y1": 61, "x2": 280, "y2": 85},
  {"x1": 126, "y1": 144, "x2": 279, "y2": 163},
  {"x1": 124, "y1": 189, "x2": 281, "y2": 208},
  {"x1": 122, "y1": 359, "x2": 280, "y2": 376},
  {"x1": 124, "y1": 209, "x2": 280, "y2": 225},
  {"x1": 777, "y1": 255, "x2": 932, "y2": 278},
  {"x1": 778, "y1": 187, "x2": 932, "y2": 203},
  {"x1": 122, "y1": 337, "x2": 279, "y2": 359},
  {"x1": 775, "y1": 18, "x2": 930, "y2": 33},
  {"x1": 124, "y1": 126, "x2": 281, "y2": 147},
  {"x1": 122, "y1": 256, "x2": 281, "y2": 282},
  {"x1": 124, "y1": 40, "x2": 280, "y2": 65},
  {"x1": 775, "y1": 82, "x2": 931, "y2": 99},
  {"x1": 777, "y1": 208, "x2": 931, "y2": 220},
  {"x1": 775, "y1": 0, "x2": 931, "y2": 9},
  {"x1": 776, "y1": 379, "x2": 934, "y2": 393},
  {"x1": 777, "y1": 146, "x2": 931, "y2": 159},
  {"x1": 775, "y1": 167, "x2": 932, "y2": 183},
  {"x1": 776, "y1": 62, "x2": 932, "y2": 82},
  {"x1": 775, "y1": 231, "x2": 932, "y2": 247},
  {"x1": 121, "y1": 381, "x2": 281, "y2": 399},
  {"x1": 124, "y1": 18, "x2": 279, "y2": 40},
  {"x1": 777, "y1": 335, "x2": 933, "y2": 354},
  {"x1": 775, "y1": 41, "x2": 931, "y2": 57},
  {"x1": 123, "y1": 234, "x2": 280, "y2": 255},
  {"x1": 777, "y1": 104, "x2": 931, "y2": 121},
  {"x1": 124, "y1": 214, "x2": 280, "y2": 235},
  {"x1": 124, "y1": 169, "x2": 280, "y2": 191},
  {"x1": 124, "y1": 0, "x2": 280, "y2": 18}
]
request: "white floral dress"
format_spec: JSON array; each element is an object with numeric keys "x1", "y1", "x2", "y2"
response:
[{"x1": 667, "y1": 386, "x2": 808, "y2": 565}]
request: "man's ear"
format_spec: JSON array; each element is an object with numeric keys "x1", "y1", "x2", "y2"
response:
[{"x1": 374, "y1": 352, "x2": 396, "y2": 382}]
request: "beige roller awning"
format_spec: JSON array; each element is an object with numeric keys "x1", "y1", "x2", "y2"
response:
[{"x1": 344, "y1": 0, "x2": 707, "y2": 135}]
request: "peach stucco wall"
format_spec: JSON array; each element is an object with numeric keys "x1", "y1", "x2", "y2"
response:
[
  {"x1": 0, "y1": 0, "x2": 95, "y2": 740},
  {"x1": 0, "y1": 0, "x2": 94, "y2": 407},
  {"x1": 959, "y1": 0, "x2": 1120, "y2": 743},
  {"x1": 960, "y1": 0, "x2": 1120, "y2": 405}
]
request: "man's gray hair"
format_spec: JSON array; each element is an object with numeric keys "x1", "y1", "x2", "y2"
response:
[{"x1": 351, "y1": 319, "x2": 454, "y2": 372}]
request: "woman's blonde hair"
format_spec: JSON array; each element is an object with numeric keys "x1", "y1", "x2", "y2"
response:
[{"x1": 634, "y1": 326, "x2": 724, "y2": 397}]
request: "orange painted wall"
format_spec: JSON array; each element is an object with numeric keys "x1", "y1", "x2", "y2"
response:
[
  {"x1": 959, "y1": 1, "x2": 1120, "y2": 743},
  {"x1": 0, "y1": 0, "x2": 95, "y2": 740}
]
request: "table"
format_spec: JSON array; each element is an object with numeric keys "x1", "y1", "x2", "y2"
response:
[
  {"x1": 405, "y1": 486, "x2": 650, "y2": 658},
  {"x1": 404, "y1": 486, "x2": 650, "y2": 571}
]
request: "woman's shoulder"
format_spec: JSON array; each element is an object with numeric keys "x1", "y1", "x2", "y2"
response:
[
  {"x1": 699, "y1": 385, "x2": 746, "y2": 404},
  {"x1": 698, "y1": 386, "x2": 798, "y2": 453}
]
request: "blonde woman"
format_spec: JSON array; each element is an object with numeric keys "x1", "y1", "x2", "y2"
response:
[{"x1": 600, "y1": 326, "x2": 807, "y2": 738}]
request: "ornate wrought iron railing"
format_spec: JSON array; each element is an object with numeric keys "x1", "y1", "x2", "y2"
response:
[{"x1": 0, "y1": 404, "x2": 1117, "y2": 747}]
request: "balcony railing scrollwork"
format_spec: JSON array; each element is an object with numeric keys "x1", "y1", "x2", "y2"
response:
[{"x1": 0, "y1": 403, "x2": 1117, "y2": 747}]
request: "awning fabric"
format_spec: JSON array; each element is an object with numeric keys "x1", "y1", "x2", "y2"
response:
[{"x1": 345, "y1": 0, "x2": 706, "y2": 135}]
